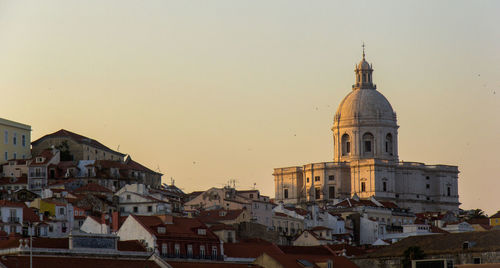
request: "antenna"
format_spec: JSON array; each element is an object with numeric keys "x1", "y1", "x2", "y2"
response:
[
  {"x1": 253, "y1": 183, "x2": 256, "y2": 190},
  {"x1": 117, "y1": 145, "x2": 120, "y2": 152}
]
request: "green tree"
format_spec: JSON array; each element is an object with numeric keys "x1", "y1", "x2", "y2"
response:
[
  {"x1": 402, "y1": 246, "x2": 426, "y2": 268},
  {"x1": 56, "y1": 141, "x2": 74, "y2": 161}
]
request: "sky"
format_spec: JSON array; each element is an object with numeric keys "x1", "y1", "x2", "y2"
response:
[{"x1": 0, "y1": 1, "x2": 499, "y2": 214}]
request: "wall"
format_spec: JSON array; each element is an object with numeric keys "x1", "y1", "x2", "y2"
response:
[{"x1": 0, "y1": 118, "x2": 31, "y2": 163}]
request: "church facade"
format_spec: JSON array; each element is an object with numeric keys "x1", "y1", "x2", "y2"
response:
[{"x1": 273, "y1": 51, "x2": 459, "y2": 213}]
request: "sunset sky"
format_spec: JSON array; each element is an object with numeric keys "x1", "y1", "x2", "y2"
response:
[{"x1": 0, "y1": 1, "x2": 499, "y2": 214}]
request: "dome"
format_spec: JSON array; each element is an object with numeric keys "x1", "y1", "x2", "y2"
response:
[
  {"x1": 335, "y1": 88, "x2": 396, "y2": 122},
  {"x1": 357, "y1": 59, "x2": 372, "y2": 70}
]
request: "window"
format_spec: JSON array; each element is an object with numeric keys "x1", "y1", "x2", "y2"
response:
[
  {"x1": 342, "y1": 134, "x2": 351, "y2": 156},
  {"x1": 133, "y1": 206, "x2": 138, "y2": 213},
  {"x1": 187, "y1": 244, "x2": 193, "y2": 257},
  {"x1": 212, "y1": 246, "x2": 217, "y2": 257},
  {"x1": 426, "y1": 176, "x2": 430, "y2": 180},
  {"x1": 126, "y1": 194, "x2": 131, "y2": 200},
  {"x1": 426, "y1": 184, "x2": 430, "y2": 189},
  {"x1": 328, "y1": 175, "x2": 335, "y2": 181},
  {"x1": 4, "y1": 131, "x2": 8, "y2": 144},
  {"x1": 314, "y1": 176, "x2": 320, "y2": 182},
  {"x1": 306, "y1": 177, "x2": 310, "y2": 183},
  {"x1": 174, "y1": 244, "x2": 180, "y2": 256},
  {"x1": 473, "y1": 257, "x2": 481, "y2": 264},
  {"x1": 447, "y1": 187, "x2": 451, "y2": 197},
  {"x1": 249, "y1": 194, "x2": 253, "y2": 198},
  {"x1": 12, "y1": 133, "x2": 17, "y2": 146},
  {"x1": 363, "y1": 132, "x2": 374, "y2": 154},
  {"x1": 284, "y1": 189, "x2": 289, "y2": 199},
  {"x1": 22, "y1": 135, "x2": 26, "y2": 147},
  {"x1": 383, "y1": 181, "x2": 387, "y2": 192},
  {"x1": 315, "y1": 187, "x2": 321, "y2": 200},
  {"x1": 147, "y1": 206, "x2": 152, "y2": 212},
  {"x1": 200, "y1": 245, "x2": 205, "y2": 258},
  {"x1": 161, "y1": 243, "x2": 168, "y2": 256},
  {"x1": 385, "y1": 133, "x2": 393, "y2": 155},
  {"x1": 329, "y1": 186, "x2": 335, "y2": 199},
  {"x1": 59, "y1": 207, "x2": 65, "y2": 215},
  {"x1": 361, "y1": 182, "x2": 366, "y2": 192},
  {"x1": 4, "y1": 152, "x2": 7, "y2": 161},
  {"x1": 13, "y1": 153, "x2": 16, "y2": 160}
]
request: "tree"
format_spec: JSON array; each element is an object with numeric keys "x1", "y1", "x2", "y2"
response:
[
  {"x1": 470, "y1": 209, "x2": 488, "y2": 219},
  {"x1": 402, "y1": 246, "x2": 426, "y2": 268},
  {"x1": 56, "y1": 141, "x2": 74, "y2": 161}
]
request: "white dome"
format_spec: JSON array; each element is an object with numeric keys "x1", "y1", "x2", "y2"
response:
[{"x1": 335, "y1": 88, "x2": 396, "y2": 123}]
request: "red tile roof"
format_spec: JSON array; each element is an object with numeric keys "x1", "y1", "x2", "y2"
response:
[
  {"x1": 0, "y1": 176, "x2": 27, "y2": 185},
  {"x1": 209, "y1": 224, "x2": 236, "y2": 232},
  {"x1": 131, "y1": 215, "x2": 219, "y2": 241},
  {"x1": 74, "y1": 183, "x2": 112, "y2": 193},
  {"x1": 32, "y1": 129, "x2": 125, "y2": 157},
  {"x1": 223, "y1": 239, "x2": 283, "y2": 258},
  {"x1": 0, "y1": 256, "x2": 161, "y2": 268},
  {"x1": 167, "y1": 261, "x2": 261, "y2": 268},
  {"x1": 197, "y1": 209, "x2": 245, "y2": 223},
  {"x1": 0, "y1": 200, "x2": 26, "y2": 207},
  {"x1": 125, "y1": 156, "x2": 162, "y2": 175}
]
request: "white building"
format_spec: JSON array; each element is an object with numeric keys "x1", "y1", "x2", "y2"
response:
[
  {"x1": 274, "y1": 50, "x2": 459, "y2": 213},
  {"x1": 116, "y1": 184, "x2": 171, "y2": 215}
]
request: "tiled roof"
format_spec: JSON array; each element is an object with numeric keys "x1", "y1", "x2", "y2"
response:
[
  {"x1": 197, "y1": 209, "x2": 245, "y2": 223},
  {"x1": 30, "y1": 149, "x2": 55, "y2": 166},
  {"x1": 490, "y1": 211, "x2": 500, "y2": 219},
  {"x1": 74, "y1": 183, "x2": 112, "y2": 193},
  {"x1": 116, "y1": 240, "x2": 147, "y2": 252},
  {"x1": 0, "y1": 256, "x2": 161, "y2": 268},
  {"x1": 363, "y1": 230, "x2": 500, "y2": 258},
  {"x1": 32, "y1": 129, "x2": 125, "y2": 157},
  {"x1": 209, "y1": 224, "x2": 236, "y2": 232},
  {"x1": 223, "y1": 239, "x2": 283, "y2": 258},
  {"x1": 125, "y1": 156, "x2": 162, "y2": 175},
  {"x1": 167, "y1": 261, "x2": 261, "y2": 268},
  {"x1": 0, "y1": 200, "x2": 26, "y2": 207},
  {"x1": 324, "y1": 244, "x2": 367, "y2": 256},
  {"x1": 132, "y1": 215, "x2": 219, "y2": 240},
  {"x1": 311, "y1": 226, "x2": 332, "y2": 231},
  {"x1": 0, "y1": 176, "x2": 27, "y2": 185}
]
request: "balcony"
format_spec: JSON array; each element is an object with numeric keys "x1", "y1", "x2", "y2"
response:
[
  {"x1": 29, "y1": 172, "x2": 46, "y2": 178},
  {"x1": 8, "y1": 217, "x2": 20, "y2": 223}
]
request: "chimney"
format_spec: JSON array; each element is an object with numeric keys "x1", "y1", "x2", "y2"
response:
[
  {"x1": 112, "y1": 211, "x2": 119, "y2": 232},
  {"x1": 158, "y1": 215, "x2": 173, "y2": 224}
]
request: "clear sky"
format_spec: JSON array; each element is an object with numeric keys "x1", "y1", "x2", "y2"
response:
[{"x1": 0, "y1": 1, "x2": 499, "y2": 214}]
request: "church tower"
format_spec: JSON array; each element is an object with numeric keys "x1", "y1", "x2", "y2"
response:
[{"x1": 332, "y1": 46, "x2": 399, "y2": 163}]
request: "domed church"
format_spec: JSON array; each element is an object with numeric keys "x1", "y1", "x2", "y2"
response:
[{"x1": 273, "y1": 50, "x2": 459, "y2": 213}]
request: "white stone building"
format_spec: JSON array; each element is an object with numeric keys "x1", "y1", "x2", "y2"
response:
[{"x1": 274, "y1": 51, "x2": 460, "y2": 213}]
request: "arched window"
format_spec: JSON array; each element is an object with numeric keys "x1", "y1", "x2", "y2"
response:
[
  {"x1": 363, "y1": 73, "x2": 366, "y2": 82},
  {"x1": 363, "y1": 132, "x2": 374, "y2": 155},
  {"x1": 385, "y1": 133, "x2": 393, "y2": 155},
  {"x1": 341, "y1": 134, "x2": 351, "y2": 156}
]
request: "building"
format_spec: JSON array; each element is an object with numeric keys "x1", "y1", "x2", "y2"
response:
[
  {"x1": 353, "y1": 230, "x2": 500, "y2": 267},
  {"x1": 0, "y1": 118, "x2": 31, "y2": 163},
  {"x1": 274, "y1": 50, "x2": 459, "y2": 213},
  {"x1": 31, "y1": 129, "x2": 126, "y2": 162},
  {"x1": 115, "y1": 184, "x2": 172, "y2": 216},
  {"x1": 117, "y1": 214, "x2": 222, "y2": 260}
]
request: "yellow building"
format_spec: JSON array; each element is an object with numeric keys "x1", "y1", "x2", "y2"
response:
[
  {"x1": 489, "y1": 211, "x2": 500, "y2": 227},
  {"x1": 0, "y1": 118, "x2": 31, "y2": 163}
]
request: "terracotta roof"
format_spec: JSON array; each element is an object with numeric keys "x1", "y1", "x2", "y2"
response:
[
  {"x1": 117, "y1": 240, "x2": 147, "y2": 252},
  {"x1": 224, "y1": 239, "x2": 283, "y2": 258},
  {"x1": 324, "y1": 244, "x2": 367, "y2": 256},
  {"x1": 32, "y1": 129, "x2": 126, "y2": 157},
  {"x1": 167, "y1": 261, "x2": 261, "y2": 268},
  {"x1": 197, "y1": 209, "x2": 245, "y2": 223},
  {"x1": 209, "y1": 224, "x2": 236, "y2": 232},
  {"x1": 0, "y1": 200, "x2": 26, "y2": 207},
  {"x1": 125, "y1": 156, "x2": 162, "y2": 175},
  {"x1": 131, "y1": 215, "x2": 219, "y2": 240},
  {"x1": 29, "y1": 149, "x2": 55, "y2": 166},
  {"x1": 74, "y1": 183, "x2": 112, "y2": 193},
  {"x1": 0, "y1": 256, "x2": 161, "y2": 268},
  {"x1": 362, "y1": 230, "x2": 500, "y2": 258},
  {"x1": 0, "y1": 176, "x2": 28, "y2": 185},
  {"x1": 311, "y1": 226, "x2": 332, "y2": 231}
]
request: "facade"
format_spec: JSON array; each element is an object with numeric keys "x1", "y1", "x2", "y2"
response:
[
  {"x1": 274, "y1": 52, "x2": 460, "y2": 213},
  {"x1": 115, "y1": 184, "x2": 172, "y2": 216},
  {"x1": 0, "y1": 118, "x2": 31, "y2": 163},
  {"x1": 31, "y1": 129, "x2": 126, "y2": 162}
]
